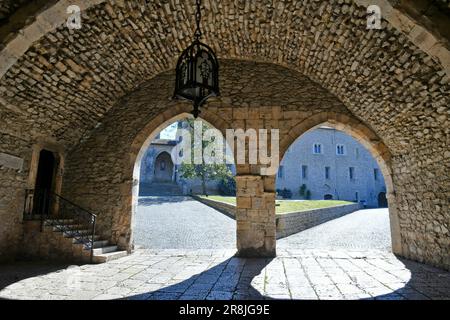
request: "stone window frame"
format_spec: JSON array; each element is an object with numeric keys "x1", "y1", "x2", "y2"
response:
[
  {"x1": 313, "y1": 143, "x2": 323, "y2": 154},
  {"x1": 301, "y1": 165, "x2": 308, "y2": 179},
  {"x1": 374, "y1": 168, "x2": 379, "y2": 181},
  {"x1": 336, "y1": 144, "x2": 345, "y2": 155},
  {"x1": 325, "y1": 166, "x2": 331, "y2": 180},
  {"x1": 349, "y1": 167, "x2": 355, "y2": 180}
]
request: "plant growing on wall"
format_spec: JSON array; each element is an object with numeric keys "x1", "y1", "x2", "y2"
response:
[{"x1": 178, "y1": 119, "x2": 233, "y2": 196}]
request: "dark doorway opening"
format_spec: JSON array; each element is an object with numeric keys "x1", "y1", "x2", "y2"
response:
[
  {"x1": 153, "y1": 152, "x2": 174, "y2": 183},
  {"x1": 378, "y1": 192, "x2": 388, "y2": 208},
  {"x1": 324, "y1": 194, "x2": 333, "y2": 200},
  {"x1": 33, "y1": 150, "x2": 56, "y2": 214}
]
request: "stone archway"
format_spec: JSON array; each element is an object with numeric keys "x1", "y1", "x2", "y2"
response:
[
  {"x1": 129, "y1": 108, "x2": 231, "y2": 251},
  {"x1": 0, "y1": 1, "x2": 448, "y2": 268},
  {"x1": 278, "y1": 111, "x2": 402, "y2": 255}
]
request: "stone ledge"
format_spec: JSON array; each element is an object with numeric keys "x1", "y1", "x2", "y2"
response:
[
  {"x1": 192, "y1": 195, "x2": 236, "y2": 219},
  {"x1": 276, "y1": 203, "x2": 362, "y2": 239},
  {"x1": 192, "y1": 196, "x2": 362, "y2": 240}
]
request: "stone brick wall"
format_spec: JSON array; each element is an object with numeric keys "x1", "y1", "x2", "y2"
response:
[
  {"x1": 276, "y1": 203, "x2": 362, "y2": 239},
  {"x1": 19, "y1": 221, "x2": 87, "y2": 262},
  {"x1": 61, "y1": 61, "x2": 351, "y2": 254},
  {"x1": 0, "y1": 0, "x2": 447, "y2": 269},
  {"x1": 192, "y1": 196, "x2": 236, "y2": 218},
  {"x1": 0, "y1": 132, "x2": 30, "y2": 262},
  {"x1": 192, "y1": 196, "x2": 361, "y2": 240}
]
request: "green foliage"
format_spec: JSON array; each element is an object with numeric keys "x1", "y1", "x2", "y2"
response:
[
  {"x1": 299, "y1": 184, "x2": 311, "y2": 199},
  {"x1": 299, "y1": 184, "x2": 307, "y2": 197},
  {"x1": 178, "y1": 119, "x2": 233, "y2": 195},
  {"x1": 305, "y1": 190, "x2": 311, "y2": 200},
  {"x1": 276, "y1": 188, "x2": 292, "y2": 199},
  {"x1": 219, "y1": 176, "x2": 236, "y2": 196}
]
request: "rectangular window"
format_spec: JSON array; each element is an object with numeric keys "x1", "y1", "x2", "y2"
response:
[
  {"x1": 355, "y1": 147, "x2": 359, "y2": 159},
  {"x1": 313, "y1": 143, "x2": 322, "y2": 154},
  {"x1": 302, "y1": 165, "x2": 308, "y2": 179},
  {"x1": 374, "y1": 168, "x2": 379, "y2": 181},
  {"x1": 349, "y1": 167, "x2": 355, "y2": 180},
  {"x1": 278, "y1": 166, "x2": 284, "y2": 179},
  {"x1": 337, "y1": 144, "x2": 345, "y2": 155},
  {"x1": 325, "y1": 166, "x2": 330, "y2": 179},
  {"x1": 355, "y1": 191, "x2": 359, "y2": 201}
]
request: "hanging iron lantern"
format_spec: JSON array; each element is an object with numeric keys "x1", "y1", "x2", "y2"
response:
[{"x1": 173, "y1": 0, "x2": 219, "y2": 118}]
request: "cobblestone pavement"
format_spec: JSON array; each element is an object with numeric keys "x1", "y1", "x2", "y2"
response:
[
  {"x1": 0, "y1": 249, "x2": 449, "y2": 300},
  {"x1": 134, "y1": 196, "x2": 236, "y2": 249},
  {"x1": 278, "y1": 208, "x2": 391, "y2": 250},
  {"x1": 135, "y1": 197, "x2": 390, "y2": 251}
]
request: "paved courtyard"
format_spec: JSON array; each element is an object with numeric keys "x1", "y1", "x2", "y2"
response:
[
  {"x1": 278, "y1": 208, "x2": 391, "y2": 250},
  {"x1": 0, "y1": 249, "x2": 449, "y2": 300},
  {"x1": 1, "y1": 199, "x2": 447, "y2": 300},
  {"x1": 134, "y1": 196, "x2": 236, "y2": 249},
  {"x1": 134, "y1": 197, "x2": 390, "y2": 251}
]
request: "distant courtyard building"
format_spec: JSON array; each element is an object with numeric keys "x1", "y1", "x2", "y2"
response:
[
  {"x1": 140, "y1": 123, "x2": 386, "y2": 207},
  {"x1": 277, "y1": 127, "x2": 387, "y2": 208}
]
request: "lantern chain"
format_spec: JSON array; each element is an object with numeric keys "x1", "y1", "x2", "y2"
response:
[{"x1": 194, "y1": 0, "x2": 202, "y2": 40}]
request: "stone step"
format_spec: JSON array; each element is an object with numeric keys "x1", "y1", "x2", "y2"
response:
[
  {"x1": 44, "y1": 218, "x2": 75, "y2": 225},
  {"x1": 62, "y1": 229, "x2": 92, "y2": 237},
  {"x1": 72, "y1": 234, "x2": 101, "y2": 243},
  {"x1": 92, "y1": 250, "x2": 128, "y2": 263},
  {"x1": 92, "y1": 240, "x2": 109, "y2": 248},
  {"x1": 92, "y1": 245, "x2": 118, "y2": 255},
  {"x1": 139, "y1": 183, "x2": 183, "y2": 196},
  {"x1": 51, "y1": 224, "x2": 87, "y2": 232}
]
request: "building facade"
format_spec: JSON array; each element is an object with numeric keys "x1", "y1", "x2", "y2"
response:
[
  {"x1": 141, "y1": 124, "x2": 386, "y2": 207},
  {"x1": 276, "y1": 127, "x2": 386, "y2": 207}
]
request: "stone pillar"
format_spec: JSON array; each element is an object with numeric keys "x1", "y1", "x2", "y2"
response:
[{"x1": 235, "y1": 174, "x2": 276, "y2": 257}]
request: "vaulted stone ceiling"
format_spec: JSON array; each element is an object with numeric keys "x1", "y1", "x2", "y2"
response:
[{"x1": 0, "y1": 0, "x2": 448, "y2": 156}]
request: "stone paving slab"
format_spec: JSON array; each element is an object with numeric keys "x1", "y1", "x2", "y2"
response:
[{"x1": 0, "y1": 249, "x2": 449, "y2": 300}]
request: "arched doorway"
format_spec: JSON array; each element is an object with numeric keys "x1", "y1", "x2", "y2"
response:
[
  {"x1": 153, "y1": 152, "x2": 173, "y2": 182},
  {"x1": 33, "y1": 150, "x2": 56, "y2": 215},
  {"x1": 131, "y1": 113, "x2": 236, "y2": 251},
  {"x1": 378, "y1": 192, "x2": 388, "y2": 208},
  {"x1": 277, "y1": 112, "x2": 401, "y2": 255},
  {"x1": 324, "y1": 194, "x2": 333, "y2": 200}
]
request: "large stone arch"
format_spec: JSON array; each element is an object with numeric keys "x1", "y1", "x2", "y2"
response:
[
  {"x1": 1, "y1": 0, "x2": 449, "y2": 80},
  {"x1": 129, "y1": 107, "x2": 231, "y2": 250},
  {"x1": 0, "y1": 1, "x2": 447, "y2": 269},
  {"x1": 278, "y1": 111, "x2": 401, "y2": 255},
  {"x1": 60, "y1": 60, "x2": 353, "y2": 253}
]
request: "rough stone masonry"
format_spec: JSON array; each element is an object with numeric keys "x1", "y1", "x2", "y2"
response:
[{"x1": 0, "y1": 1, "x2": 448, "y2": 270}]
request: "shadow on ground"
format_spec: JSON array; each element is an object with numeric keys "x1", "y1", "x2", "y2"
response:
[
  {"x1": 0, "y1": 261, "x2": 71, "y2": 293},
  {"x1": 122, "y1": 255, "x2": 450, "y2": 300},
  {"x1": 124, "y1": 257, "x2": 273, "y2": 300}
]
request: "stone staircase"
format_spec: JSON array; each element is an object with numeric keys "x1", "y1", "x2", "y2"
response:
[
  {"x1": 139, "y1": 182, "x2": 183, "y2": 196},
  {"x1": 43, "y1": 218, "x2": 127, "y2": 263}
]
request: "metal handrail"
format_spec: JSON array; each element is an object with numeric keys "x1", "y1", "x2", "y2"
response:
[{"x1": 23, "y1": 188, "x2": 97, "y2": 262}]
